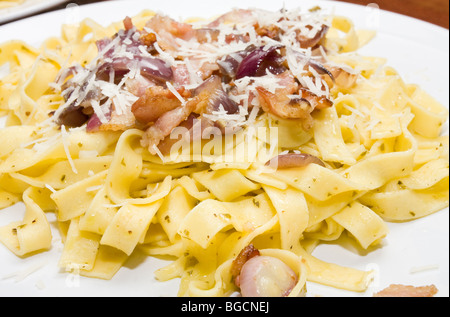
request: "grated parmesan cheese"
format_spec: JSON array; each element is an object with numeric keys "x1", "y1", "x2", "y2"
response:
[
  {"x1": 166, "y1": 81, "x2": 186, "y2": 104},
  {"x1": 86, "y1": 185, "x2": 103, "y2": 192},
  {"x1": 60, "y1": 125, "x2": 78, "y2": 175},
  {"x1": 45, "y1": 184, "x2": 57, "y2": 194},
  {"x1": 2, "y1": 260, "x2": 48, "y2": 283},
  {"x1": 409, "y1": 264, "x2": 440, "y2": 274}
]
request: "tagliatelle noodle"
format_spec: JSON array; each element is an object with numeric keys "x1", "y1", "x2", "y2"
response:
[
  {"x1": 0, "y1": 7, "x2": 448, "y2": 297},
  {"x1": 0, "y1": 0, "x2": 25, "y2": 9},
  {"x1": 0, "y1": 186, "x2": 52, "y2": 256}
]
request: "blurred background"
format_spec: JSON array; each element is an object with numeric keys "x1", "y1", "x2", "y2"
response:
[{"x1": 0, "y1": 0, "x2": 449, "y2": 28}]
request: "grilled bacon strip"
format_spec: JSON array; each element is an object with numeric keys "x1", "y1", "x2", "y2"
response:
[{"x1": 373, "y1": 284, "x2": 438, "y2": 297}]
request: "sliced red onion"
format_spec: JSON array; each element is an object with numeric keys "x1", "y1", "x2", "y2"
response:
[
  {"x1": 95, "y1": 38, "x2": 114, "y2": 57},
  {"x1": 235, "y1": 45, "x2": 285, "y2": 79},
  {"x1": 210, "y1": 89, "x2": 239, "y2": 114},
  {"x1": 265, "y1": 153, "x2": 325, "y2": 169},
  {"x1": 86, "y1": 108, "x2": 112, "y2": 132},
  {"x1": 138, "y1": 56, "x2": 173, "y2": 82},
  {"x1": 55, "y1": 65, "x2": 82, "y2": 88},
  {"x1": 193, "y1": 74, "x2": 221, "y2": 95},
  {"x1": 96, "y1": 56, "x2": 173, "y2": 82},
  {"x1": 95, "y1": 57, "x2": 129, "y2": 80},
  {"x1": 238, "y1": 256, "x2": 298, "y2": 297},
  {"x1": 85, "y1": 113, "x2": 102, "y2": 132},
  {"x1": 217, "y1": 48, "x2": 250, "y2": 79}
]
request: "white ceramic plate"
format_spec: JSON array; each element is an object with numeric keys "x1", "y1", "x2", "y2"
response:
[
  {"x1": 0, "y1": 0, "x2": 448, "y2": 297},
  {"x1": 0, "y1": 0, "x2": 68, "y2": 24}
]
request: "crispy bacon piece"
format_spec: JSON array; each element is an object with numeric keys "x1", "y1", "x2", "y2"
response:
[
  {"x1": 172, "y1": 64, "x2": 191, "y2": 87},
  {"x1": 146, "y1": 14, "x2": 194, "y2": 39},
  {"x1": 230, "y1": 244, "x2": 261, "y2": 286},
  {"x1": 255, "y1": 71, "x2": 325, "y2": 129},
  {"x1": 142, "y1": 105, "x2": 194, "y2": 154},
  {"x1": 194, "y1": 28, "x2": 220, "y2": 43},
  {"x1": 99, "y1": 106, "x2": 136, "y2": 132},
  {"x1": 299, "y1": 88, "x2": 333, "y2": 110},
  {"x1": 255, "y1": 23, "x2": 281, "y2": 40},
  {"x1": 156, "y1": 114, "x2": 222, "y2": 156},
  {"x1": 125, "y1": 75, "x2": 156, "y2": 97},
  {"x1": 257, "y1": 87, "x2": 313, "y2": 120},
  {"x1": 156, "y1": 114, "x2": 196, "y2": 155},
  {"x1": 140, "y1": 32, "x2": 157, "y2": 47},
  {"x1": 256, "y1": 70, "x2": 333, "y2": 130},
  {"x1": 327, "y1": 66, "x2": 358, "y2": 89},
  {"x1": 145, "y1": 14, "x2": 194, "y2": 51},
  {"x1": 123, "y1": 16, "x2": 134, "y2": 31},
  {"x1": 131, "y1": 86, "x2": 191, "y2": 124},
  {"x1": 141, "y1": 91, "x2": 211, "y2": 154},
  {"x1": 373, "y1": 284, "x2": 438, "y2": 297},
  {"x1": 86, "y1": 103, "x2": 136, "y2": 133}
]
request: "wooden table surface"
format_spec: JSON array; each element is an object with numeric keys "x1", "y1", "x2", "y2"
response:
[{"x1": 2, "y1": 0, "x2": 449, "y2": 29}]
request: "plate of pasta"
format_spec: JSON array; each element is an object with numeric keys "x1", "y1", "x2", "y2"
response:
[
  {"x1": 0, "y1": 0, "x2": 68, "y2": 24},
  {"x1": 0, "y1": 0, "x2": 448, "y2": 297}
]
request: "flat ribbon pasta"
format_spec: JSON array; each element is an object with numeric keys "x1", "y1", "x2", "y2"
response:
[{"x1": 0, "y1": 187, "x2": 52, "y2": 256}]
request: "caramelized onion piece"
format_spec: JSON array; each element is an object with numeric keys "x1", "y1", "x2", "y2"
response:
[
  {"x1": 328, "y1": 66, "x2": 358, "y2": 89},
  {"x1": 96, "y1": 56, "x2": 173, "y2": 83},
  {"x1": 265, "y1": 153, "x2": 325, "y2": 169},
  {"x1": 231, "y1": 244, "x2": 261, "y2": 283},
  {"x1": 238, "y1": 256, "x2": 298, "y2": 297},
  {"x1": 297, "y1": 24, "x2": 329, "y2": 48}
]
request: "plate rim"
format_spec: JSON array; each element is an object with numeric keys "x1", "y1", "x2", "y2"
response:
[
  {"x1": 0, "y1": 0, "x2": 69, "y2": 25},
  {"x1": 1, "y1": 0, "x2": 449, "y2": 31}
]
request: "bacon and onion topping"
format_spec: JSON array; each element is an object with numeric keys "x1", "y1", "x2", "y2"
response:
[{"x1": 51, "y1": 8, "x2": 359, "y2": 152}]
